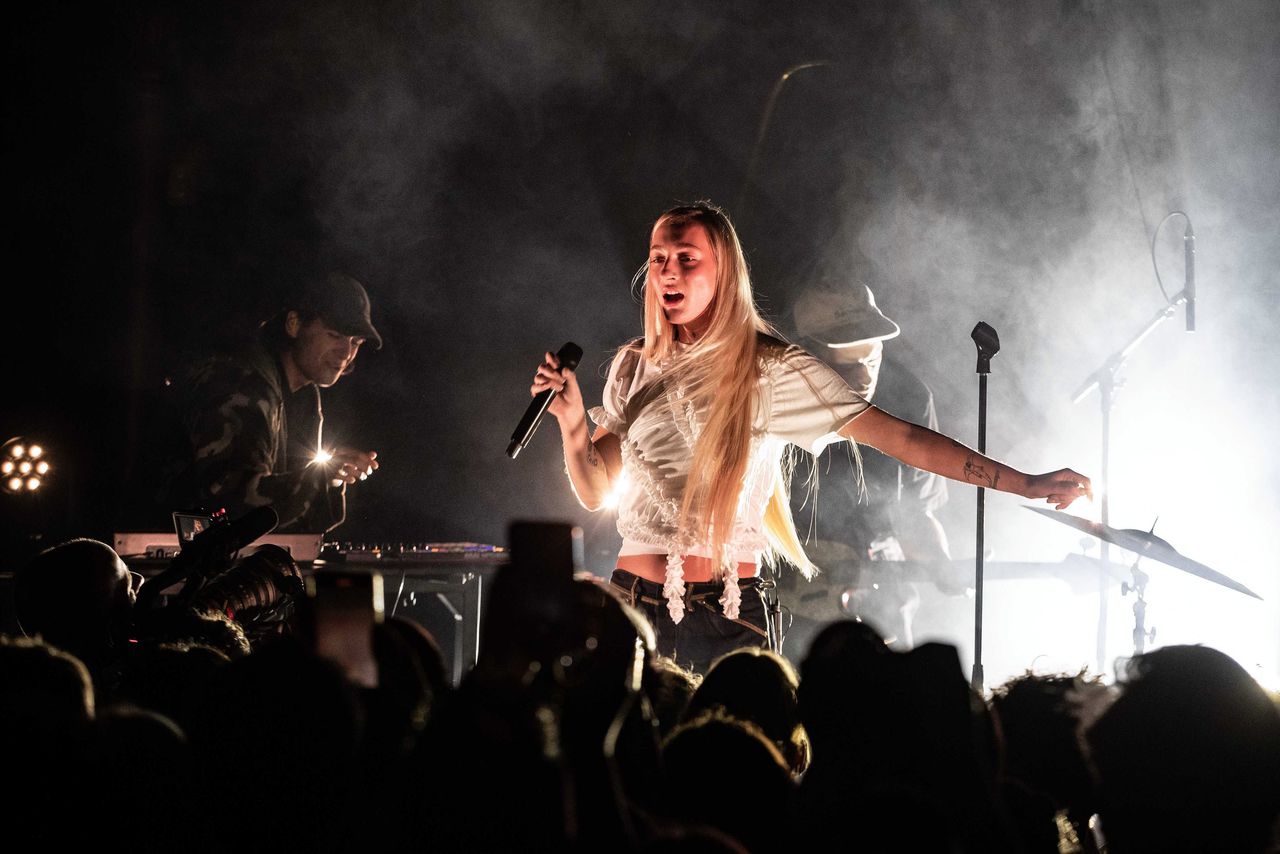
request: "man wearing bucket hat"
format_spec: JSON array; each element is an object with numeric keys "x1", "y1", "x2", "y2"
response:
[
  {"x1": 785, "y1": 282, "x2": 951, "y2": 649},
  {"x1": 159, "y1": 271, "x2": 383, "y2": 532}
]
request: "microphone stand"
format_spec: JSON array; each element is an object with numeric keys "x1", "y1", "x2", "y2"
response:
[
  {"x1": 1072, "y1": 292, "x2": 1190, "y2": 674},
  {"x1": 970, "y1": 322, "x2": 1000, "y2": 695}
]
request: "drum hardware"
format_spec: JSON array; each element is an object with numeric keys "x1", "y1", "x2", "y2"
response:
[
  {"x1": 1027, "y1": 507, "x2": 1260, "y2": 658},
  {"x1": 1024, "y1": 507, "x2": 1259, "y2": 599}
]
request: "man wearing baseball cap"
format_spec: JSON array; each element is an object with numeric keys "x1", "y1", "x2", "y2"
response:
[
  {"x1": 158, "y1": 271, "x2": 383, "y2": 532},
  {"x1": 785, "y1": 282, "x2": 951, "y2": 651}
]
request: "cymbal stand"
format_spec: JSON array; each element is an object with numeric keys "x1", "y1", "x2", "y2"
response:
[
  {"x1": 1120, "y1": 518, "x2": 1160, "y2": 655},
  {"x1": 1072, "y1": 297, "x2": 1184, "y2": 675},
  {"x1": 1121, "y1": 556, "x2": 1155, "y2": 655}
]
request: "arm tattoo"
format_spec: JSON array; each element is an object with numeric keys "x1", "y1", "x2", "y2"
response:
[
  {"x1": 963, "y1": 456, "x2": 1000, "y2": 489},
  {"x1": 585, "y1": 441, "x2": 600, "y2": 468}
]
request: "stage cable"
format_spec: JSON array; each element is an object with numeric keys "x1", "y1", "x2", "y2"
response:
[
  {"x1": 1149, "y1": 210, "x2": 1190, "y2": 305},
  {"x1": 1095, "y1": 1, "x2": 1155, "y2": 260}
]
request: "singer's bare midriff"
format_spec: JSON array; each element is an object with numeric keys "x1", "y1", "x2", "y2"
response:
[{"x1": 616, "y1": 553, "x2": 758, "y2": 584}]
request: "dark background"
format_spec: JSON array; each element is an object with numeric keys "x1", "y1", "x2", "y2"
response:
[{"x1": 6, "y1": 0, "x2": 1277, "y2": 682}]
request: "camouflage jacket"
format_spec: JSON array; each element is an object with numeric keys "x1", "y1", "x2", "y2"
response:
[{"x1": 167, "y1": 342, "x2": 345, "y2": 532}]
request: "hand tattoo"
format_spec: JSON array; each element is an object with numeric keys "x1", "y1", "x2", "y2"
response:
[{"x1": 963, "y1": 457, "x2": 1000, "y2": 489}]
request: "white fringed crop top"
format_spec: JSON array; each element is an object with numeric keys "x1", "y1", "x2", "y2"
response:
[{"x1": 587, "y1": 337, "x2": 869, "y2": 623}]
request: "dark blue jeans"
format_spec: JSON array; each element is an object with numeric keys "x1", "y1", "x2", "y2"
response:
[{"x1": 609, "y1": 569, "x2": 771, "y2": 675}]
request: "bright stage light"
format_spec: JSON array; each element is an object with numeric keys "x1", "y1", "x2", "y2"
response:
[
  {"x1": 2, "y1": 437, "x2": 51, "y2": 495},
  {"x1": 313, "y1": 449, "x2": 334, "y2": 464}
]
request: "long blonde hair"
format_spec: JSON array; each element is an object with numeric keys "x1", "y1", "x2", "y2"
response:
[{"x1": 639, "y1": 202, "x2": 817, "y2": 579}]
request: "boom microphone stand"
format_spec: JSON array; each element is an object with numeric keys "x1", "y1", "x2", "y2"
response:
[
  {"x1": 1072, "y1": 296, "x2": 1189, "y2": 674},
  {"x1": 970, "y1": 322, "x2": 1000, "y2": 695},
  {"x1": 1073, "y1": 211, "x2": 1195, "y2": 676}
]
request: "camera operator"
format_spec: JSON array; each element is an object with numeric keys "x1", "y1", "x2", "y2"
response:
[
  {"x1": 13, "y1": 538, "x2": 143, "y2": 679},
  {"x1": 17, "y1": 521, "x2": 304, "y2": 690}
]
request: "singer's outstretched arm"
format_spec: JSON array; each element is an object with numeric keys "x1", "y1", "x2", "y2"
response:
[
  {"x1": 532, "y1": 351, "x2": 622, "y2": 511},
  {"x1": 839, "y1": 406, "x2": 1092, "y2": 510}
]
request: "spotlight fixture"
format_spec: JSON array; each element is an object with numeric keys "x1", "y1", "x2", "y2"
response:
[{"x1": 2, "y1": 437, "x2": 51, "y2": 495}]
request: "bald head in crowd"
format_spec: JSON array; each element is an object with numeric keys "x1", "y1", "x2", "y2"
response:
[{"x1": 14, "y1": 538, "x2": 141, "y2": 668}]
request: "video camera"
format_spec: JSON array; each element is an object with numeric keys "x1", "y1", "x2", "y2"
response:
[{"x1": 135, "y1": 506, "x2": 305, "y2": 642}]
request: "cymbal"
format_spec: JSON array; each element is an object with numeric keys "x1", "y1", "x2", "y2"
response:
[{"x1": 1024, "y1": 506, "x2": 1261, "y2": 600}]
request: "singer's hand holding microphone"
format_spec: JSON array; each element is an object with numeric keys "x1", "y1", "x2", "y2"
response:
[
  {"x1": 508, "y1": 342, "x2": 584, "y2": 459},
  {"x1": 532, "y1": 350, "x2": 584, "y2": 424}
]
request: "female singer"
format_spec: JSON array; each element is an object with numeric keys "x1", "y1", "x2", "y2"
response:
[{"x1": 532, "y1": 202, "x2": 1090, "y2": 672}]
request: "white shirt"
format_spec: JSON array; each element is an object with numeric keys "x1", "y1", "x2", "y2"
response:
[{"x1": 588, "y1": 336, "x2": 869, "y2": 621}]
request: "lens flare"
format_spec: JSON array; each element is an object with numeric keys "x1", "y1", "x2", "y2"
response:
[{"x1": 602, "y1": 472, "x2": 630, "y2": 510}]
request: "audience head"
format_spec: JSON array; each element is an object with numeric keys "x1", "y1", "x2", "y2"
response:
[
  {"x1": 662, "y1": 708, "x2": 794, "y2": 853},
  {"x1": 0, "y1": 634, "x2": 94, "y2": 728},
  {"x1": 644, "y1": 655, "x2": 701, "y2": 738},
  {"x1": 14, "y1": 538, "x2": 141, "y2": 668},
  {"x1": 992, "y1": 670, "x2": 1111, "y2": 852},
  {"x1": 992, "y1": 670, "x2": 1107, "y2": 806},
  {"x1": 685, "y1": 647, "x2": 810, "y2": 776},
  {"x1": 107, "y1": 641, "x2": 231, "y2": 732},
  {"x1": 1, "y1": 635, "x2": 97, "y2": 847},
  {"x1": 1084, "y1": 644, "x2": 1280, "y2": 853},
  {"x1": 796, "y1": 618, "x2": 891, "y2": 751}
]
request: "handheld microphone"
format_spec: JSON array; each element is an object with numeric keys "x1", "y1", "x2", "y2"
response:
[
  {"x1": 1184, "y1": 220, "x2": 1196, "y2": 332},
  {"x1": 507, "y1": 342, "x2": 583, "y2": 459}
]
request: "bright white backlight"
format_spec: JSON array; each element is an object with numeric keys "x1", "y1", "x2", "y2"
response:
[
  {"x1": 313, "y1": 449, "x2": 334, "y2": 464},
  {"x1": 10, "y1": 445, "x2": 24, "y2": 458},
  {"x1": 26, "y1": 478, "x2": 40, "y2": 491},
  {"x1": 0, "y1": 461, "x2": 11, "y2": 474},
  {"x1": 28, "y1": 445, "x2": 42, "y2": 459},
  {"x1": 7, "y1": 477, "x2": 22, "y2": 492},
  {"x1": 602, "y1": 472, "x2": 630, "y2": 510},
  {"x1": 35, "y1": 461, "x2": 49, "y2": 474}
]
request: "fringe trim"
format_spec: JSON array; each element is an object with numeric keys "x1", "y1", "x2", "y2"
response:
[
  {"x1": 719, "y1": 568, "x2": 742, "y2": 620},
  {"x1": 663, "y1": 553, "x2": 687, "y2": 624}
]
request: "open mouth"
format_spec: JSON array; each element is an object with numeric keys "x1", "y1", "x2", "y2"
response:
[{"x1": 662, "y1": 292, "x2": 685, "y2": 306}]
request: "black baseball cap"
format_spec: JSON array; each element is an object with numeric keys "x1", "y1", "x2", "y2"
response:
[{"x1": 293, "y1": 271, "x2": 383, "y2": 350}]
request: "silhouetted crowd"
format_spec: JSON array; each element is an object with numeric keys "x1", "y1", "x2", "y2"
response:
[{"x1": 4, "y1": 536, "x2": 1279, "y2": 853}]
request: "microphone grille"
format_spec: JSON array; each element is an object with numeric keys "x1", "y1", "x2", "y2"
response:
[{"x1": 556, "y1": 342, "x2": 584, "y2": 372}]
